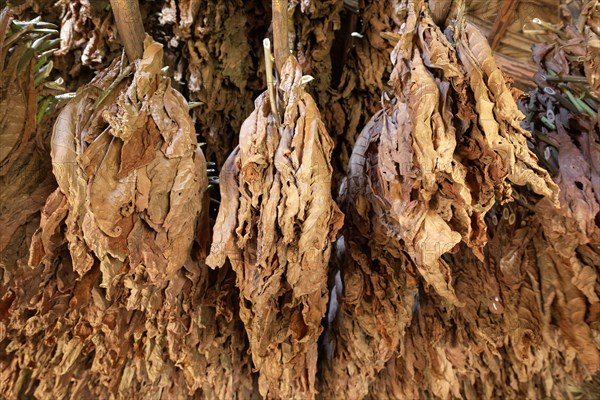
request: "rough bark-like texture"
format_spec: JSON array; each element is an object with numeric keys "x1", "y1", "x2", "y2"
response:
[{"x1": 207, "y1": 56, "x2": 343, "y2": 399}]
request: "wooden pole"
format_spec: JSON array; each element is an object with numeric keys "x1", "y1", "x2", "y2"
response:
[
  {"x1": 429, "y1": 0, "x2": 454, "y2": 26},
  {"x1": 272, "y1": 0, "x2": 290, "y2": 73},
  {"x1": 488, "y1": 0, "x2": 520, "y2": 51},
  {"x1": 109, "y1": 0, "x2": 145, "y2": 61}
]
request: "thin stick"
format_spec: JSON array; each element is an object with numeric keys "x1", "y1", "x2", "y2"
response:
[
  {"x1": 272, "y1": 0, "x2": 290, "y2": 74},
  {"x1": 531, "y1": 18, "x2": 564, "y2": 35},
  {"x1": 264, "y1": 38, "x2": 281, "y2": 126},
  {"x1": 545, "y1": 75, "x2": 588, "y2": 83},
  {"x1": 109, "y1": 0, "x2": 145, "y2": 61}
]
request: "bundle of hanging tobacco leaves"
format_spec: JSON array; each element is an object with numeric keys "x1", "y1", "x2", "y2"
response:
[
  {"x1": 157, "y1": 0, "x2": 403, "y2": 183},
  {"x1": 1, "y1": 35, "x2": 259, "y2": 399},
  {"x1": 207, "y1": 51, "x2": 344, "y2": 398},
  {"x1": 319, "y1": 0, "x2": 560, "y2": 398},
  {"x1": 11, "y1": 0, "x2": 406, "y2": 180},
  {"x1": 353, "y1": 1, "x2": 599, "y2": 399}
]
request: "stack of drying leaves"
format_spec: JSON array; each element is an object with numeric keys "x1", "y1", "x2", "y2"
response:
[
  {"x1": 288, "y1": 0, "x2": 405, "y2": 187},
  {"x1": 207, "y1": 53, "x2": 344, "y2": 398},
  {"x1": 1, "y1": 36, "x2": 257, "y2": 399},
  {"x1": 368, "y1": 183, "x2": 599, "y2": 399},
  {"x1": 53, "y1": 0, "x2": 119, "y2": 70},
  {"x1": 159, "y1": 0, "x2": 268, "y2": 167},
  {"x1": 525, "y1": 0, "x2": 599, "y2": 254},
  {"x1": 296, "y1": 0, "x2": 404, "y2": 189},
  {"x1": 319, "y1": 0, "x2": 561, "y2": 398},
  {"x1": 0, "y1": 10, "x2": 60, "y2": 287},
  {"x1": 6, "y1": 0, "x2": 254, "y2": 222},
  {"x1": 12, "y1": 0, "x2": 404, "y2": 177}
]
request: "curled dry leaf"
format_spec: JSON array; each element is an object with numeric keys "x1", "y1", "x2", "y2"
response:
[
  {"x1": 320, "y1": 1, "x2": 559, "y2": 397},
  {"x1": 54, "y1": 0, "x2": 119, "y2": 69},
  {"x1": 15, "y1": 0, "x2": 401, "y2": 177},
  {"x1": 207, "y1": 55, "x2": 343, "y2": 399}
]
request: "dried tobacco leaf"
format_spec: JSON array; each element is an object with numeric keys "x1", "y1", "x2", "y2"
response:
[
  {"x1": 50, "y1": 37, "x2": 204, "y2": 288},
  {"x1": 54, "y1": 0, "x2": 111, "y2": 64},
  {"x1": 2, "y1": 35, "x2": 257, "y2": 399},
  {"x1": 320, "y1": 0, "x2": 400, "y2": 186},
  {"x1": 207, "y1": 55, "x2": 343, "y2": 399},
  {"x1": 2, "y1": 189, "x2": 259, "y2": 399},
  {"x1": 354, "y1": 0, "x2": 556, "y2": 306},
  {"x1": 368, "y1": 146, "x2": 597, "y2": 400},
  {"x1": 10, "y1": 1, "x2": 174, "y2": 92},
  {"x1": 320, "y1": 0, "x2": 559, "y2": 397},
  {"x1": 523, "y1": 0, "x2": 600, "y2": 307},
  {"x1": 524, "y1": 15, "x2": 599, "y2": 219}
]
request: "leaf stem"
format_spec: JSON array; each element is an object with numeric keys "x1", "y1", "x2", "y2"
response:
[{"x1": 263, "y1": 38, "x2": 281, "y2": 127}]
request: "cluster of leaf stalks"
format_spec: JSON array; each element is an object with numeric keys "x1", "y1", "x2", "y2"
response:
[{"x1": 521, "y1": 1, "x2": 599, "y2": 174}]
